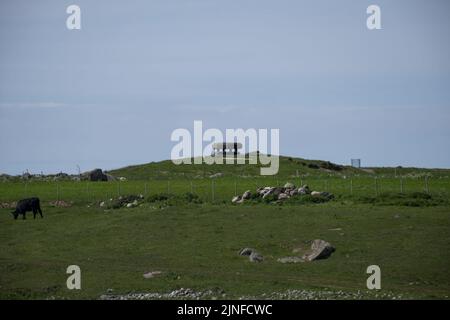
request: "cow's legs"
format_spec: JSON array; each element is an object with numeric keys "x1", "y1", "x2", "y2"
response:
[
  {"x1": 38, "y1": 207, "x2": 43, "y2": 218},
  {"x1": 22, "y1": 213, "x2": 26, "y2": 220},
  {"x1": 33, "y1": 209, "x2": 37, "y2": 219}
]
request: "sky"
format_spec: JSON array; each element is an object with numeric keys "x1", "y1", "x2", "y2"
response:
[{"x1": 0, "y1": 0, "x2": 449, "y2": 174}]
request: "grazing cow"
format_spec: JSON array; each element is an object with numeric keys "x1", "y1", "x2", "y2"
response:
[{"x1": 11, "y1": 197, "x2": 43, "y2": 220}]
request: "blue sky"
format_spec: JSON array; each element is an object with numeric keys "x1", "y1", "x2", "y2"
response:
[{"x1": 1, "y1": 0, "x2": 449, "y2": 174}]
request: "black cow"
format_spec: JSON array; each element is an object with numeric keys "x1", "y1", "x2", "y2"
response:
[{"x1": 11, "y1": 197, "x2": 43, "y2": 220}]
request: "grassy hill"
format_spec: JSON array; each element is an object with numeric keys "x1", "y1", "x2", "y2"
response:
[{"x1": 109, "y1": 155, "x2": 450, "y2": 180}]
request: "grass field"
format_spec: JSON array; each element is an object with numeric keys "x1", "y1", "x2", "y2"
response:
[{"x1": 1, "y1": 158, "x2": 450, "y2": 300}]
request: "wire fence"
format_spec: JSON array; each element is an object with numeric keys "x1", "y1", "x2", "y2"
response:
[{"x1": 1, "y1": 176, "x2": 449, "y2": 204}]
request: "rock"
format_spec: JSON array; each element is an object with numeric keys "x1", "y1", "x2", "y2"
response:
[
  {"x1": 278, "y1": 193, "x2": 289, "y2": 200},
  {"x1": 118, "y1": 177, "x2": 127, "y2": 181},
  {"x1": 88, "y1": 169, "x2": 108, "y2": 182},
  {"x1": 277, "y1": 257, "x2": 305, "y2": 264},
  {"x1": 242, "y1": 190, "x2": 252, "y2": 200},
  {"x1": 232, "y1": 195, "x2": 242, "y2": 203},
  {"x1": 239, "y1": 247, "x2": 263, "y2": 262},
  {"x1": 126, "y1": 203, "x2": 133, "y2": 208},
  {"x1": 209, "y1": 172, "x2": 223, "y2": 178},
  {"x1": 302, "y1": 239, "x2": 335, "y2": 261},
  {"x1": 100, "y1": 201, "x2": 105, "y2": 207},
  {"x1": 239, "y1": 248, "x2": 255, "y2": 256},
  {"x1": 289, "y1": 189, "x2": 298, "y2": 196},
  {"x1": 284, "y1": 182, "x2": 295, "y2": 189},
  {"x1": 143, "y1": 271, "x2": 162, "y2": 279},
  {"x1": 320, "y1": 192, "x2": 335, "y2": 199},
  {"x1": 249, "y1": 251, "x2": 264, "y2": 262},
  {"x1": 311, "y1": 191, "x2": 322, "y2": 197},
  {"x1": 272, "y1": 187, "x2": 283, "y2": 196},
  {"x1": 298, "y1": 185, "x2": 310, "y2": 195}
]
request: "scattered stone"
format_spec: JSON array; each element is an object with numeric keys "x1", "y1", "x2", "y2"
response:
[
  {"x1": 143, "y1": 271, "x2": 162, "y2": 279},
  {"x1": 298, "y1": 185, "x2": 311, "y2": 195},
  {"x1": 239, "y1": 247, "x2": 263, "y2": 262},
  {"x1": 302, "y1": 239, "x2": 335, "y2": 261},
  {"x1": 278, "y1": 193, "x2": 289, "y2": 200},
  {"x1": 242, "y1": 190, "x2": 252, "y2": 200},
  {"x1": 284, "y1": 182, "x2": 295, "y2": 189},
  {"x1": 277, "y1": 256, "x2": 305, "y2": 264},
  {"x1": 231, "y1": 183, "x2": 333, "y2": 204},
  {"x1": 0, "y1": 201, "x2": 16, "y2": 209},
  {"x1": 239, "y1": 248, "x2": 255, "y2": 256},
  {"x1": 231, "y1": 196, "x2": 242, "y2": 204},
  {"x1": 49, "y1": 200, "x2": 73, "y2": 207},
  {"x1": 249, "y1": 251, "x2": 264, "y2": 262}
]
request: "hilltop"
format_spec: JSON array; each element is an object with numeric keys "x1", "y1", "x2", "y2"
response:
[{"x1": 109, "y1": 155, "x2": 450, "y2": 180}]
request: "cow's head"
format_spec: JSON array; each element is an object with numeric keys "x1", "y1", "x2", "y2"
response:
[{"x1": 11, "y1": 210, "x2": 18, "y2": 220}]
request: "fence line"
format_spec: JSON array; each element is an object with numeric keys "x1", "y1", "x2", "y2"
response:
[{"x1": 2, "y1": 176, "x2": 450, "y2": 204}]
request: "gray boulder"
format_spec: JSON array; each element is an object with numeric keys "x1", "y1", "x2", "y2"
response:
[
  {"x1": 239, "y1": 247, "x2": 263, "y2": 262},
  {"x1": 302, "y1": 239, "x2": 335, "y2": 261},
  {"x1": 249, "y1": 251, "x2": 264, "y2": 262},
  {"x1": 231, "y1": 195, "x2": 242, "y2": 203},
  {"x1": 88, "y1": 169, "x2": 108, "y2": 182},
  {"x1": 284, "y1": 182, "x2": 295, "y2": 189},
  {"x1": 298, "y1": 185, "x2": 310, "y2": 194},
  {"x1": 278, "y1": 193, "x2": 289, "y2": 200},
  {"x1": 242, "y1": 190, "x2": 252, "y2": 200}
]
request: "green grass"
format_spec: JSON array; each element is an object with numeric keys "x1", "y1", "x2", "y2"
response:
[
  {"x1": 1, "y1": 156, "x2": 450, "y2": 299},
  {"x1": 0, "y1": 199, "x2": 449, "y2": 299}
]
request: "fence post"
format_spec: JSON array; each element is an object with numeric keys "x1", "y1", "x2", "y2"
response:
[
  {"x1": 350, "y1": 178, "x2": 353, "y2": 196},
  {"x1": 375, "y1": 177, "x2": 379, "y2": 196},
  {"x1": 211, "y1": 180, "x2": 215, "y2": 203},
  {"x1": 145, "y1": 182, "x2": 148, "y2": 196},
  {"x1": 425, "y1": 176, "x2": 429, "y2": 194},
  {"x1": 400, "y1": 177, "x2": 403, "y2": 194},
  {"x1": 56, "y1": 183, "x2": 60, "y2": 202},
  {"x1": 167, "y1": 180, "x2": 170, "y2": 193},
  {"x1": 234, "y1": 180, "x2": 237, "y2": 196},
  {"x1": 190, "y1": 181, "x2": 193, "y2": 193}
]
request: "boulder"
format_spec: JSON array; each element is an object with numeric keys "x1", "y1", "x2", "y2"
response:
[
  {"x1": 272, "y1": 187, "x2": 283, "y2": 196},
  {"x1": 302, "y1": 239, "x2": 335, "y2": 261},
  {"x1": 88, "y1": 169, "x2": 108, "y2": 182},
  {"x1": 231, "y1": 195, "x2": 242, "y2": 203},
  {"x1": 310, "y1": 191, "x2": 321, "y2": 197},
  {"x1": 278, "y1": 193, "x2": 289, "y2": 200},
  {"x1": 249, "y1": 251, "x2": 264, "y2": 262},
  {"x1": 298, "y1": 185, "x2": 310, "y2": 194},
  {"x1": 239, "y1": 248, "x2": 255, "y2": 256},
  {"x1": 284, "y1": 182, "x2": 296, "y2": 189},
  {"x1": 242, "y1": 190, "x2": 252, "y2": 200}
]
